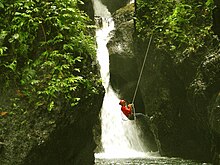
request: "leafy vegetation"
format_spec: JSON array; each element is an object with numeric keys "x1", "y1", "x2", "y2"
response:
[
  {"x1": 136, "y1": 0, "x2": 216, "y2": 63},
  {"x1": 0, "y1": 0, "x2": 101, "y2": 111}
]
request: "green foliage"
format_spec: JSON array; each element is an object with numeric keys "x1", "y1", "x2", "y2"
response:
[
  {"x1": 136, "y1": 0, "x2": 216, "y2": 63},
  {"x1": 0, "y1": 0, "x2": 101, "y2": 111}
]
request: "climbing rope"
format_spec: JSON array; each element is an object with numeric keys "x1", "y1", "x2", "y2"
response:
[{"x1": 131, "y1": 34, "x2": 153, "y2": 120}]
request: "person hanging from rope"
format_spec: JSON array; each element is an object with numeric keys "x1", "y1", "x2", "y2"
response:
[
  {"x1": 119, "y1": 35, "x2": 153, "y2": 121},
  {"x1": 119, "y1": 100, "x2": 134, "y2": 120},
  {"x1": 119, "y1": 99, "x2": 150, "y2": 121},
  {"x1": 118, "y1": 35, "x2": 153, "y2": 121}
]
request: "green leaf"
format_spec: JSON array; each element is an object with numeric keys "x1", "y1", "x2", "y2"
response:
[
  {"x1": 0, "y1": 31, "x2": 7, "y2": 40},
  {"x1": 71, "y1": 98, "x2": 80, "y2": 107},
  {"x1": 0, "y1": 2, "x2": 4, "y2": 8},
  {"x1": 0, "y1": 47, "x2": 7, "y2": 55},
  {"x1": 205, "y1": 0, "x2": 214, "y2": 7},
  {"x1": 8, "y1": 34, "x2": 20, "y2": 43},
  {"x1": 48, "y1": 101, "x2": 54, "y2": 112},
  {"x1": 4, "y1": 60, "x2": 17, "y2": 72}
]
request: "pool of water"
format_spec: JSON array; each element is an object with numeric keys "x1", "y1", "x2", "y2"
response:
[{"x1": 95, "y1": 157, "x2": 212, "y2": 165}]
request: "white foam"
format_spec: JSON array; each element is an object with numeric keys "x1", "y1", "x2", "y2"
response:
[{"x1": 93, "y1": 0, "x2": 150, "y2": 159}]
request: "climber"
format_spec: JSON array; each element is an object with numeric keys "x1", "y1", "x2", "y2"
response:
[{"x1": 119, "y1": 100, "x2": 134, "y2": 120}]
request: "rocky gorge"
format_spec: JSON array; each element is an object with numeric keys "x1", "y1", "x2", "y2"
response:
[
  {"x1": 107, "y1": 0, "x2": 220, "y2": 164},
  {"x1": 0, "y1": 0, "x2": 220, "y2": 164}
]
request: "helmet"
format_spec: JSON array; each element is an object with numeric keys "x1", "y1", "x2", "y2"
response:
[{"x1": 119, "y1": 100, "x2": 126, "y2": 105}]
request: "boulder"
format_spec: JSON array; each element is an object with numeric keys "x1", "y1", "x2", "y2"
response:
[
  {"x1": 135, "y1": 114, "x2": 158, "y2": 152},
  {"x1": 108, "y1": 4, "x2": 145, "y2": 112},
  {"x1": 0, "y1": 86, "x2": 104, "y2": 165},
  {"x1": 101, "y1": 0, "x2": 130, "y2": 13},
  {"x1": 108, "y1": 0, "x2": 220, "y2": 163}
]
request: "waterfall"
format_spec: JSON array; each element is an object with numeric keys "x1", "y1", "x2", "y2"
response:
[
  {"x1": 92, "y1": 0, "x2": 148, "y2": 159},
  {"x1": 129, "y1": 0, "x2": 135, "y2": 4}
]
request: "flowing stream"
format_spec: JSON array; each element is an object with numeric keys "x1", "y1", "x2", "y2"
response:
[
  {"x1": 92, "y1": 0, "x2": 212, "y2": 164},
  {"x1": 92, "y1": 0, "x2": 149, "y2": 159}
]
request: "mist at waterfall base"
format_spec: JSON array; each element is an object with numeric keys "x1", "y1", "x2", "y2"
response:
[{"x1": 92, "y1": 1, "x2": 212, "y2": 164}]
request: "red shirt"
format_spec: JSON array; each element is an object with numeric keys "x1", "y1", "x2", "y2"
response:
[{"x1": 121, "y1": 105, "x2": 132, "y2": 117}]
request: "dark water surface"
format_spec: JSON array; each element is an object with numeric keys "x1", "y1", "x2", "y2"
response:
[{"x1": 95, "y1": 157, "x2": 212, "y2": 165}]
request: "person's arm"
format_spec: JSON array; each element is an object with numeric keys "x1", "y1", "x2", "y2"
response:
[
  {"x1": 121, "y1": 106, "x2": 131, "y2": 116},
  {"x1": 128, "y1": 104, "x2": 132, "y2": 111},
  {"x1": 126, "y1": 104, "x2": 132, "y2": 115}
]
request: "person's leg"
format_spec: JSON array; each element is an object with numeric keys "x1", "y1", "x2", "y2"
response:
[
  {"x1": 134, "y1": 113, "x2": 146, "y2": 120},
  {"x1": 128, "y1": 114, "x2": 135, "y2": 120},
  {"x1": 127, "y1": 113, "x2": 146, "y2": 120},
  {"x1": 127, "y1": 113, "x2": 148, "y2": 120},
  {"x1": 134, "y1": 113, "x2": 151, "y2": 124}
]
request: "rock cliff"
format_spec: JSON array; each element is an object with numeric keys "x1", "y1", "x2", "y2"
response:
[
  {"x1": 0, "y1": 1, "x2": 104, "y2": 164},
  {"x1": 0, "y1": 85, "x2": 104, "y2": 165},
  {"x1": 108, "y1": 1, "x2": 220, "y2": 164},
  {"x1": 101, "y1": 0, "x2": 130, "y2": 13}
]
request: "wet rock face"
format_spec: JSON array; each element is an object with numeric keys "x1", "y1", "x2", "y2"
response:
[
  {"x1": 0, "y1": 86, "x2": 104, "y2": 165},
  {"x1": 79, "y1": 0, "x2": 94, "y2": 19},
  {"x1": 108, "y1": 4, "x2": 145, "y2": 112},
  {"x1": 210, "y1": 94, "x2": 220, "y2": 136},
  {"x1": 135, "y1": 114, "x2": 158, "y2": 152},
  {"x1": 23, "y1": 107, "x2": 102, "y2": 165},
  {"x1": 209, "y1": 93, "x2": 220, "y2": 164},
  {"x1": 134, "y1": 42, "x2": 212, "y2": 160},
  {"x1": 108, "y1": 1, "x2": 220, "y2": 163},
  {"x1": 213, "y1": 0, "x2": 220, "y2": 37},
  {"x1": 101, "y1": 0, "x2": 130, "y2": 13}
]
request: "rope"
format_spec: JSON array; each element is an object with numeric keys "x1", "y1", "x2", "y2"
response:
[{"x1": 131, "y1": 34, "x2": 153, "y2": 120}]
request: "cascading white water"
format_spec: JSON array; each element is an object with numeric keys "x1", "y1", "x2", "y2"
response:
[
  {"x1": 129, "y1": 0, "x2": 135, "y2": 4},
  {"x1": 92, "y1": 0, "x2": 149, "y2": 159}
]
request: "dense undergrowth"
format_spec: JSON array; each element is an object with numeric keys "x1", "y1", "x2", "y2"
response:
[
  {"x1": 135, "y1": 0, "x2": 220, "y2": 112},
  {"x1": 136, "y1": 0, "x2": 218, "y2": 63},
  {"x1": 0, "y1": 0, "x2": 101, "y2": 112}
]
